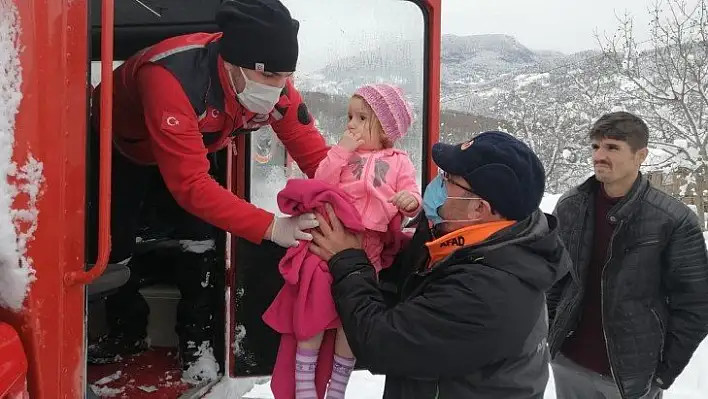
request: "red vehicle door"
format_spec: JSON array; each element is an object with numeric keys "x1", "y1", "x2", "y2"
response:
[{"x1": 1, "y1": 0, "x2": 440, "y2": 397}]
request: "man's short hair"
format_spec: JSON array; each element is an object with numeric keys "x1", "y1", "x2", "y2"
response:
[{"x1": 588, "y1": 111, "x2": 649, "y2": 152}]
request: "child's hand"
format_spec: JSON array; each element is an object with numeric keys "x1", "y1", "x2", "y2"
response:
[
  {"x1": 389, "y1": 191, "x2": 419, "y2": 212},
  {"x1": 338, "y1": 129, "x2": 364, "y2": 152}
]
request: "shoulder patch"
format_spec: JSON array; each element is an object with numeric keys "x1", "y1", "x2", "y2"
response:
[
  {"x1": 297, "y1": 103, "x2": 312, "y2": 125},
  {"x1": 161, "y1": 112, "x2": 187, "y2": 133}
]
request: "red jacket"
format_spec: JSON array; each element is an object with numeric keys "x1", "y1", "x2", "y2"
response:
[{"x1": 92, "y1": 33, "x2": 329, "y2": 244}]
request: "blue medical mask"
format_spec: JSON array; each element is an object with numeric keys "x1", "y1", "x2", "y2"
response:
[
  {"x1": 423, "y1": 174, "x2": 447, "y2": 225},
  {"x1": 422, "y1": 173, "x2": 483, "y2": 226}
]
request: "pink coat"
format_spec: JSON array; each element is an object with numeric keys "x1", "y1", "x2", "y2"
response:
[
  {"x1": 262, "y1": 179, "x2": 411, "y2": 399},
  {"x1": 314, "y1": 145, "x2": 422, "y2": 232}
]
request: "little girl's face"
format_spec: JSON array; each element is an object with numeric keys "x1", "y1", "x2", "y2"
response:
[{"x1": 347, "y1": 96, "x2": 384, "y2": 150}]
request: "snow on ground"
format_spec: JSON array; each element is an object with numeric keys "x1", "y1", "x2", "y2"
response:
[
  {"x1": 0, "y1": 0, "x2": 45, "y2": 312},
  {"x1": 182, "y1": 341, "x2": 220, "y2": 385},
  {"x1": 202, "y1": 192, "x2": 708, "y2": 398},
  {"x1": 539, "y1": 193, "x2": 562, "y2": 214}
]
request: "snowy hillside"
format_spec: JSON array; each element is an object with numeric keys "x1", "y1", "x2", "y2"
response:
[
  {"x1": 295, "y1": 33, "x2": 603, "y2": 117},
  {"x1": 294, "y1": 33, "x2": 632, "y2": 194}
]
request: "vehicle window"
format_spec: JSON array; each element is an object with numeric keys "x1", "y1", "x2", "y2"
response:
[{"x1": 248, "y1": 0, "x2": 425, "y2": 214}]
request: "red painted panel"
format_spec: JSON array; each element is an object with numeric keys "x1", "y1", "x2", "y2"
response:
[
  {"x1": 423, "y1": 0, "x2": 442, "y2": 181},
  {"x1": 0, "y1": 323, "x2": 29, "y2": 397},
  {"x1": 1, "y1": 0, "x2": 89, "y2": 398}
]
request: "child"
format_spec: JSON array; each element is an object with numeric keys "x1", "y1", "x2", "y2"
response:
[{"x1": 301, "y1": 83, "x2": 422, "y2": 398}]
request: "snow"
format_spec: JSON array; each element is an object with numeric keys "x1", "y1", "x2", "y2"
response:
[
  {"x1": 90, "y1": 385, "x2": 125, "y2": 397},
  {"x1": 179, "y1": 239, "x2": 216, "y2": 254},
  {"x1": 540, "y1": 193, "x2": 562, "y2": 214},
  {"x1": 643, "y1": 148, "x2": 676, "y2": 172},
  {"x1": 0, "y1": 0, "x2": 45, "y2": 312},
  {"x1": 92, "y1": 371, "x2": 123, "y2": 386},
  {"x1": 137, "y1": 385, "x2": 158, "y2": 393},
  {"x1": 233, "y1": 323, "x2": 247, "y2": 356},
  {"x1": 182, "y1": 340, "x2": 220, "y2": 385},
  {"x1": 242, "y1": 371, "x2": 385, "y2": 398},
  {"x1": 203, "y1": 377, "x2": 270, "y2": 398},
  {"x1": 515, "y1": 72, "x2": 550, "y2": 89}
]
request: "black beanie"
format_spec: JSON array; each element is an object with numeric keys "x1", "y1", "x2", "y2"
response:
[{"x1": 216, "y1": 0, "x2": 300, "y2": 73}]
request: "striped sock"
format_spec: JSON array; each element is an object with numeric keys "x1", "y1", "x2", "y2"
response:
[
  {"x1": 326, "y1": 354, "x2": 356, "y2": 399},
  {"x1": 295, "y1": 347, "x2": 319, "y2": 399}
]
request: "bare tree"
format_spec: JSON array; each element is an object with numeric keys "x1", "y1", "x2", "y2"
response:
[
  {"x1": 489, "y1": 68, "x2": 617, "y2": 193},
  {"x1": 599, "y1": 0, "x2": 708, "y2": 229},
  {"x1": 493, "y1": 85, "x2": 568, "y2": 192}
]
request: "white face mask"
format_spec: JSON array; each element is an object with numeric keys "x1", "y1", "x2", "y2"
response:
[{"x1": 229, "y1": 67, "x2": 283, "y2": 115}]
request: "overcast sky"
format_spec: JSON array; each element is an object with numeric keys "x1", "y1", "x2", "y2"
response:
[
  {"x1": 440, "y1": 0, "x2": 656, "y2": 53},
  {"x1": 283, "y1": 0, "x2": 685, "y2": 73}
]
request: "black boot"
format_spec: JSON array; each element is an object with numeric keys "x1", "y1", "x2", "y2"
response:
[
  {"x1": 88, "y1": 280, "x2": 150, "y2": 364},
  {"x1": 174, "y1": 249, "x2": 220, "y2": 384}
]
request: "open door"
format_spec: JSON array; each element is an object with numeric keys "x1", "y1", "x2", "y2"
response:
[
  {"x1": 84, "y1": 0, "x2": 228, "y2": 397},
  {"x1": 227, "y1": 0, "x2": 441, "y2": 383}
]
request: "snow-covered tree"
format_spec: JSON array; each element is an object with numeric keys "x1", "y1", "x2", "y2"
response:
[
  {"x1": 488, "y1": 64, "x2": 622, "y2": 193},
  {"x1": 599, "y1": 0, "x2": 708, "y2": 229}
]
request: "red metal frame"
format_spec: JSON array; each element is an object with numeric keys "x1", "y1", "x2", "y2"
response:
[
  {"x1": 0, "y1": 0, "x2": 90, "y2": 397},
  {"x1": 0, "y1": 322, "x2": 29, "y2": 398},
  {"x1": 226, "y1": 0, "x2": 442, "y2": 377},
  {"x1": 422, "y1": 0, "x2": 442, "y2": 181},
  {"x1": 66, "y1": 0, "x2": 114, "y2": 287}
]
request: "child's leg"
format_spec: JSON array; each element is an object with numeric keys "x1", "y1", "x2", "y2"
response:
[
  {"x1": 296, "y1": 333, "x2": 324, "y2": 399},
  {"x1": 326, "y1": 328, "x2": 356, "y2": 399}
]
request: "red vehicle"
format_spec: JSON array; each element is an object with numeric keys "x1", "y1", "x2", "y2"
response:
[{"x1": 0, "y1": 0, "x2": 441, "y2": 397}]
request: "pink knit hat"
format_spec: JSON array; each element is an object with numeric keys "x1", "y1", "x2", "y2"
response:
[{"x1": 354, "y1": 84, "x2": 414, "y2": 142}]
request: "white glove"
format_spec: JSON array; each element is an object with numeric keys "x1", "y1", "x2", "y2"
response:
[{"x1": 268, "y1": 213, "x2": 320, "y2": 248}]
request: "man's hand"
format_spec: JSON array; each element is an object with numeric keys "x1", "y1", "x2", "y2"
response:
[
  {"x1": 267, "y1": 213, "x2": 320, "y2": 248},
  {"x1": 338, "y1": 129, "x2": 364, "y2": 152},
  {"x1": 310, "y1": 204, "x2": 362, "y2": 262},
  {"x1": 389, "y1": 190, "x2": 419, "y2": 212}
]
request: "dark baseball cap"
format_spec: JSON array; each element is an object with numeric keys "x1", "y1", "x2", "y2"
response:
[{"x1": 432, "y1": 131, "x2": 546, "y2": 220}]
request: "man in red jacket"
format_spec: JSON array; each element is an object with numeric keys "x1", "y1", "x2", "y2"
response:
[{"x1": 86, "y1": 0, "x2": 329, "y2": 381}]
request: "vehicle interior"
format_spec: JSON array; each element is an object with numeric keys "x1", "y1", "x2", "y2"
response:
[{"x1": 84, "y1": 0, "x2": 428, "y2": 397}]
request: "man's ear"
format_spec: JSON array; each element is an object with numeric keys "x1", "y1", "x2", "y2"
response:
[
  {"x1": 466, "y1": 198, "x2": 488, "y2": 220},
  {"x1": 481, "y1": 199, "x2": 496, "y2": 220},
  {"x1": 637, "y1": 147, "x2": 649, "y2": 165}
]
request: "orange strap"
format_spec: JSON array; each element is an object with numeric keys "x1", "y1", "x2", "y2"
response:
[{"x1": 425, "y1": 220, "x2": 515, "y2": 266}]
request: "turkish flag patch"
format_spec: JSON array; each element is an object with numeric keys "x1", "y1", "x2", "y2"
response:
[{"x1": 160, "y1": 112, "x2": 187, "y2": 133}]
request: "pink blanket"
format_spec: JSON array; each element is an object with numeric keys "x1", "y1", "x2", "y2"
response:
[{"x1": 262, "y1": 178, "x2": 410, "y2": 399}]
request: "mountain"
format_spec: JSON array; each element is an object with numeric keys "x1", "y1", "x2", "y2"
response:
[
  {"x1": 292, "y1": 32, "x2": 707, "y2": 197},
  {"x1": 290, "y1": 34, "x2": 612, "y2": 192},
  {"x1": 295, "y1": 34, "x2": 603, "y2": 118}
]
